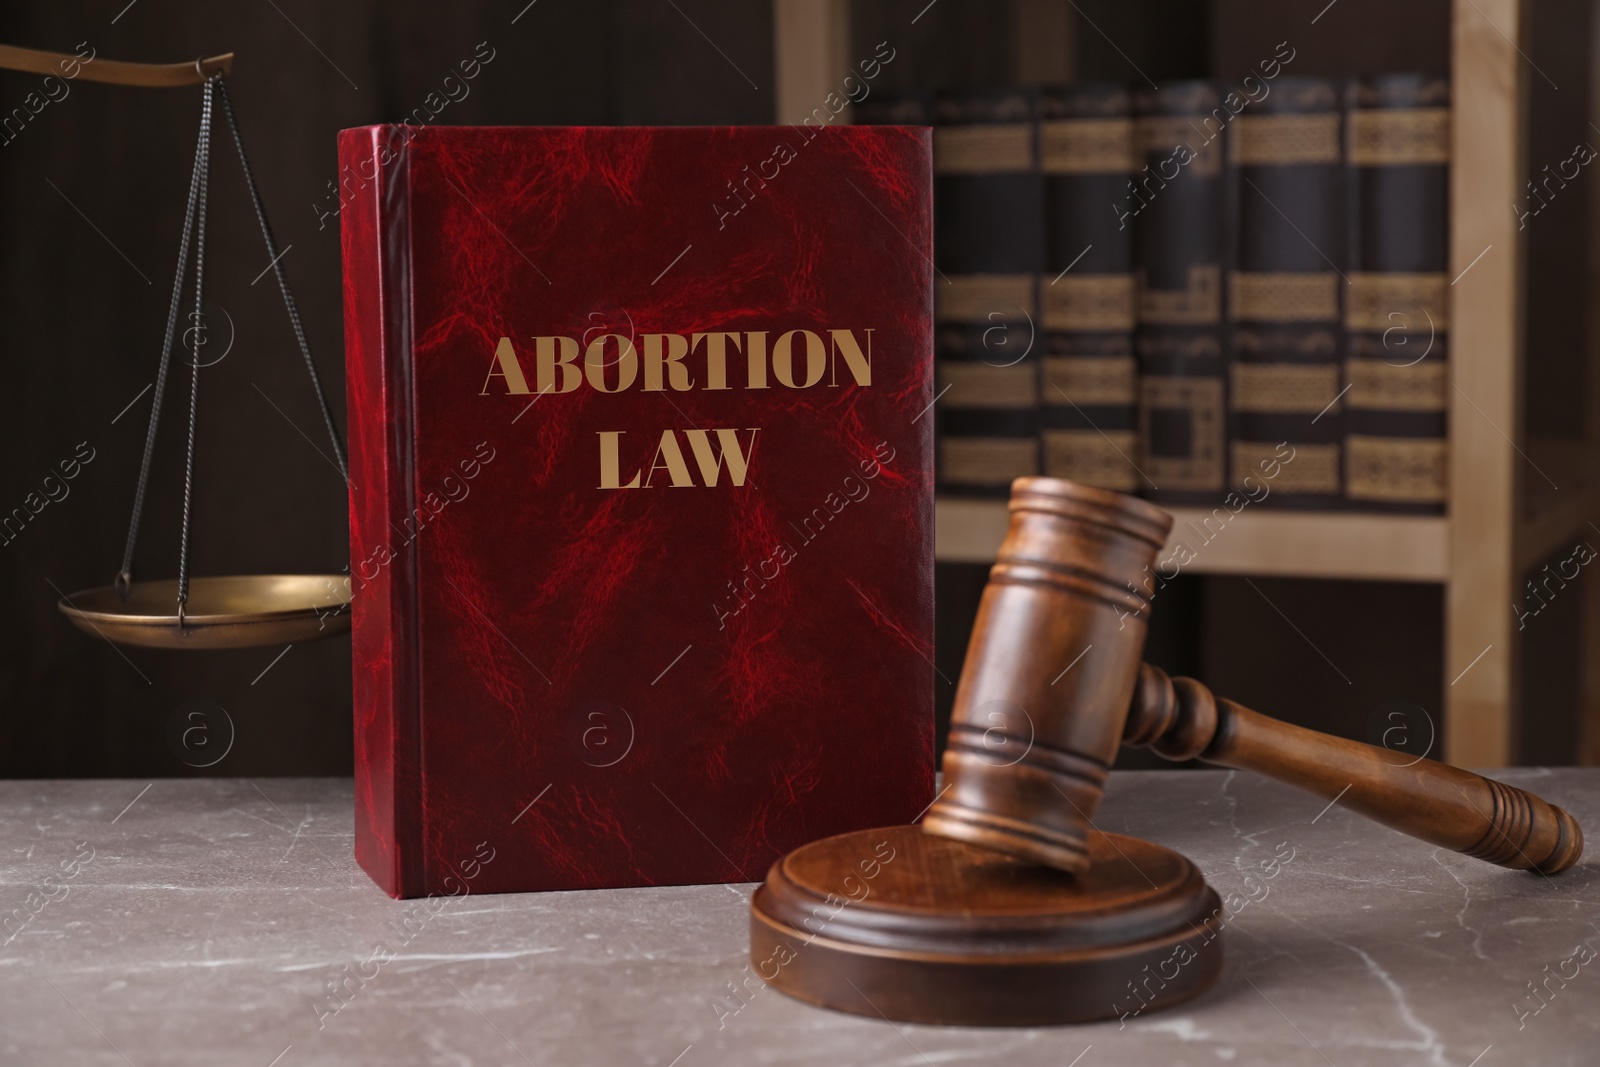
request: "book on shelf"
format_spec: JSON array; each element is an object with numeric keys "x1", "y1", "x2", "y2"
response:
[
  {"x1": 1343, "y1": 73, "x2": 1450, "y2": 513},
  {"x1": 339, "y1": 124, "x2": 935, "y2": 897},
  {"x1": 930, "y1": 86, "x2": 1046, "y2": 497},
  {"x1": 1038, "y1": 83, "x2": 1142, "y2": 493},
  {"x1": 1226, "y1": 75, "x2": 1349, "y2": 509},
  {"x1": 1132, "y1": 81, "x2": 1233, "y2": 507}
]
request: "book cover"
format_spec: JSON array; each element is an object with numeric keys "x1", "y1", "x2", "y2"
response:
[
  {"x1": 1229, "y1": 76, "x2": 1347, "y2": 508},
  {"x1": 340, "y1": 125, "x2": 935, "y2": 898},
  {"x1": 1132, "y1": 81, "x2": 1232, "y2": 506},
  {"x1": 1039, "y1": 83, "x2": 1141, "y2": 493},
  {"x1": 1344, "y1": 74, "x2": 1450, "y2": 513},
  {"x1": 932, "y1": 87, "x2": 1045, "y2": 496}
]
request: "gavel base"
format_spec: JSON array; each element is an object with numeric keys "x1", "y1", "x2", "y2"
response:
[{"x1": 749, "y1": 824, "x2": 1224, "y2": 1026}]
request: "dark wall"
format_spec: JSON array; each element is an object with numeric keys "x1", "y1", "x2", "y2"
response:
[
  {"x1": 1525, "y1": 0, "x2": 1594, "y2": 439},
  {"x1": 854, "y1": 0, "x2": 1022, "y2": 91},
  {"x1": 0, "y1": 1, "x2": 774, "y2": 778},
  {"x1": 1200, "y1": 577, "x2": 1445, "y2": 761},
  {"x1": 1075, "y1": 0, "x2": 1210, "y2": 83},
  {"x1": 1211, "y1": 0, "x2": 1451, "y2": 78}
]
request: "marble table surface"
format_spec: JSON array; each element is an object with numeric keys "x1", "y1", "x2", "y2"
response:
[{"x1": 3, "y1": 770, "x2": 1598, "y2": 1066}]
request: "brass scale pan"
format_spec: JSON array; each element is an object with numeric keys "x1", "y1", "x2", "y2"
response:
[
  {"x1": 16, "y1": 45, "x2": 350, "y2": 651},
  {"x1": 60, "y1": 575, "x2": 350, "y2": 650}
]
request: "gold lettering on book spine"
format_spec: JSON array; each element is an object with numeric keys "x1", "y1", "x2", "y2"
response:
[
  {"x1": 1042, "y1": 429, "x2": 1140, "y2": 490},
  {"x1": 940, "y1": 363, "x2": 1038, "y2": 408},
  {"x1": 1043, "y1": 275, "x2": 1136, "y2": 331},
  {"x1": 938, "y1": 275, "x2": 1037, "y2": 322},
  {"x1": 1346, "y1": 273, "x2": 1448, "y2": 331},
  {"x1": 935, "y1": 124, "x2": 1034, "y2": 173},
  {"x1": 1346, "y1": 359, "x2": 1447, "y2": 412},
  {"x1": 1232, "y1": 114, "x2": 1341, "y2": 165},
  {"x1": 1230, "y1": 272, "x2": 1339, "y2": 322},
  {"x1": 1232, "y1": 441, "x2": 1341, "y2": 493},
  {"x1": 1040, "y1": 118, "x2": 1137, "y2": 173},
  {"x1": 1347, "y1": 436, "x2": 1447, "y2": 502},
  {"x1": 1348, "y1": 108, "x2": 1449, "y2": 166}
]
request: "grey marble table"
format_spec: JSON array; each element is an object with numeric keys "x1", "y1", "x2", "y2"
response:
[{"x1": 3, "y1": 770, "x2": 1598, "y2": 1066}]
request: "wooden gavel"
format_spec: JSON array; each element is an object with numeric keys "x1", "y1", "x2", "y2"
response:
[{"x1": 924, "y1": 478, "x2": 1583, "y2": 876}]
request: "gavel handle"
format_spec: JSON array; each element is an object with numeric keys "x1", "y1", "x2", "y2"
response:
[{"x1": 1123, "y1": 664, "x2": 1584, "y2": 874}]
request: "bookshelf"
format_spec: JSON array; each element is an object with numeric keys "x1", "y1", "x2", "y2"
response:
[{"x1": 773, "y1": 0, "x2": 1600, "y2": 767}]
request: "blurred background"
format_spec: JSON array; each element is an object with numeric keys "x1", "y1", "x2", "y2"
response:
[{"x1": 0, "y1": 0, "x2": 1593, "y2": 777}]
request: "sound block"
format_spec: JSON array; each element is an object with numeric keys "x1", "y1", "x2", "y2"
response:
[{"x1": 749, "y1": 824, "x2": 1223, "y2": 1026}]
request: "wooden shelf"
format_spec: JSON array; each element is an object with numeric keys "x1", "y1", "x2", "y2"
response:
[{"x1": 936, "y1": 499, "x2": 1449, "y2": 581}]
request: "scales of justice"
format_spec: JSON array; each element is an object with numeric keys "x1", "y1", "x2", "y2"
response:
[{"x1": 0, "y1": 44, "x2": 352, "y2": 650}]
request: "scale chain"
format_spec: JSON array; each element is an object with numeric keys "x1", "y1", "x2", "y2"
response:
[
  {"x1": 117, "y1": 78, "x2": 213, "y2": 601},
  {"x1": 174, "y1": 76, "x2": 215, "y2": 623}
]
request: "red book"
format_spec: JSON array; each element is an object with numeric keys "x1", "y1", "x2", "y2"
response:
[{"x1": 339, "y1": 125, "x2": 935, "y2": 898}]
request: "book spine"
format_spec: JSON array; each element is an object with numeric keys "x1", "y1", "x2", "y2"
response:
[
  {"x1": 1132, "y1": 81, "x2": 1232, "y2": 506},
  {"x1": 933, "y1": 87, "x2": 1046, "y2": 497},
  {"x1": 1039, "y1": 84, "x2": 1140, "y2": 492},
  {"x1": 340, "y1": 126, "x2": 425, "y2": 899},
  {"x1": 1344, "y1": 74, "x2": 1450, "y2": 513},
  {"x1": 1229, "y1": 76, "x2": 1347, "y2": 508}
]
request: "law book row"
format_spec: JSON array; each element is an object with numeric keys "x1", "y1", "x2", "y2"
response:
[{"x1": 859, "y1": 74, "x2": 1449, "y2": 513}]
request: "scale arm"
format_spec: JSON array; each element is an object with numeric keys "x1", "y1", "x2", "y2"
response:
[{"x1": 0, "y1": 43, "x2": 232, "y2": 87}]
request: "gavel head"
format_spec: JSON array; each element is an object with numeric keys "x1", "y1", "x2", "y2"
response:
[{"x1": 923, "y1": 477, "x2": 1173, "y2": 873}]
